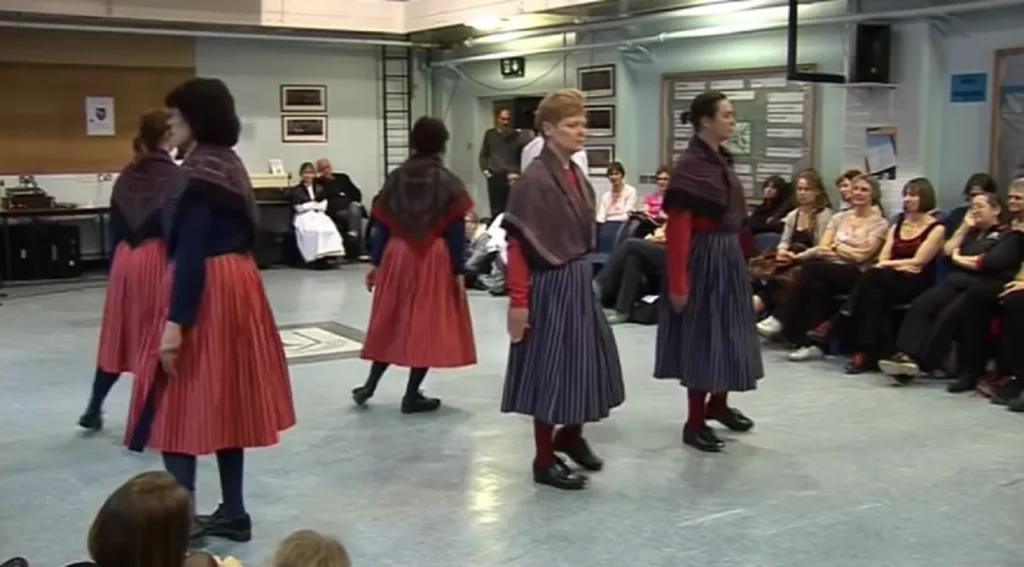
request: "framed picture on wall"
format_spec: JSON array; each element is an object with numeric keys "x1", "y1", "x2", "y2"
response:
[
  {"x1": 282, "y1": 115, "x2": 328, "y2": 143},
  {"x1": 585, "y1": 104, "x2": 616, "y2": 137},
  {"x1": 280, "y1": 85, "x2": 327, "y2": 112},
  {"x1": 577, "y1": 64, "x2": 616, "y2": 98},
  {"x1": 585, "y1": 144, "x2": 615, "y2": 176}
]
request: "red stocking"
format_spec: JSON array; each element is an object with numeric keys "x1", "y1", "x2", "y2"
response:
[
  {"x1": 687, "y1": 389, "x2": 708, "y2": 428},
  {"x1": 708, "y1": 392, "x2": 728, "y2": 414},
  {"x1": 533, "y1": 420, "x2": 555, "y2": 464}
]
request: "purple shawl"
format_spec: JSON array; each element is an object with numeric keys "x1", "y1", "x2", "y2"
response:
[
  {"x1": 664, "y1": 135, "x2": 747, "y2": 230},
  {"x1": 163, "y1": 144, "x2": 258, "y2": 233},
  {"x1": 502, "y1": 144, "x2": 595, "y2": 267},
  {"x1": 111, "y1": 151, "x2": 180, "y2": 230}
]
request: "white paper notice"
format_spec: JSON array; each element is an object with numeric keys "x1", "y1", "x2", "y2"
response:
[
  {"x1": 85, "y1": 96, "x2": 115, "y2": 136},
  {"x1": 767, "y1": 114, "x2": 804, "y2": 124},
  {"x1": 766, "y1": 92, "x2": 804, "y2": 103},
  {"x1": 723, "y1": 90, "x2": 756, "y2": 101},
  {"x1": 733, "y1": 164, "x2": 753, "y2": 175},
  {"x1": 674, "y1": 81, "x2": 707, "y2": 91},
  {"x1": 710, "y1": 79, "x2": 745, "y2": 90},
  {"x1": 757, "y1": 163, "x2": 794, "y2": 175},
  {"x1": 751, "y1": 77, "x2": 788, "y2": 89},
  {"x1": 674, "y1": 91, "x2": 701, "y2": 101},
  {"x1": 765, "y1": 147, "x2": 804, "y2": 159},
  {"x1": 866, "y1": 142, "x2": 898, "y2": 174},
  {"x1": 673, "y1": 140, "x2": 688, "y2": 150},
  {"x1": 767, "y1": 103, "x2": 804, "y2": 114},
  {"x1": 766, "y1": 128, "x2": 803, "y2": 139}
]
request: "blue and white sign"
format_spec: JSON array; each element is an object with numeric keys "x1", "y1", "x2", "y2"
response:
[{"x1": 950, "y1": 73, "x2": 988, "y2": 103}]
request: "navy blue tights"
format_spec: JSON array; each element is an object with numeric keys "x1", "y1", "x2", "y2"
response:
[
  {"x1": 162, "y1": 448, "x2": 246, "y2": 516},
  {"x1": 86, "y1": 368, "x2": 119, "y2": 414}
]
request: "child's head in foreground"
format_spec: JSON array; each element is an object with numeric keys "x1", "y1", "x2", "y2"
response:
[{"x1": 273, "y1": 529, "x2": 351, "y2": 567}]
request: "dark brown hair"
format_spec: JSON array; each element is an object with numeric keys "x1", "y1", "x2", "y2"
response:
[
  {"x1": 655, "y1": 166, "x2": 671, "y2": 178},
  {"x1": 88, "y1": 471, "x2": 191, "y2": 567},
  {"x1": 962, "y1": 172, "x2": 998, "y2": 198},
  {"x1": 903, "y1": 177, "x2": 937, "y2": 212},
  {"x1": 794, "y1": 168, "x2": 832, "y2": 210},
  {"x1": 273, "y1": 529, "x2": 351, "y2": 567},
  {"x1": 607, "y1": 161, "x2": 625, "y2": 177},
  {"x1": 137, "y1": 108, "x2": 171, "y2": 153},
  {"x1": 680, "y1": 90, "x2": 728, "y2": 131},
  {"x1": 410, "y1": 116, "x2": 449, "y2": 156},
  {"x1": 165, "y1": 77, "x2": 240, "y2": 147}
]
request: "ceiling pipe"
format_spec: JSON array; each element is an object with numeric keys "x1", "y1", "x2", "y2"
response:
[
  {"x1": 0, "y1": 18, "x2": 432, "y2": 48},
  {"x1": 436, "y1": 0, "x2": 1024, "y2": 67}
]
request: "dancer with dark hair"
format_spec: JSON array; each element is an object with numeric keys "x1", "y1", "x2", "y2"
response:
[
  {"x1": 502, "y1": 88, "x2": 625, "y2": 490},
  {"x1": 353, "y1": 116, "x2": 477, "y2": 413},
  {"x1": 125, "y1": 78, "x2": 296, "y2": 543},
  {"x1": 79, "y1": 109, "x2": 180, "y2": 432},
  {"x1": 655, "y1": 91, "x2": 763, "y2": 452}
]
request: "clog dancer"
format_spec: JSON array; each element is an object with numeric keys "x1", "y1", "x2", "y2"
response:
[
  {"x1": 125, "y1": 78, "x2": 296, "y2": 543},
  {"x1": 79, "y1": 109, "x2": 180, "y2": 431}
]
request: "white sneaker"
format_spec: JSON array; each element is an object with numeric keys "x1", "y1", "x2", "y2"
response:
[
  {"x1": 787, "y1": 345, "x2": 823, "y2": 362},
  {"x1": 756, "y1": 316, "x2": 782, "y2": 338}
]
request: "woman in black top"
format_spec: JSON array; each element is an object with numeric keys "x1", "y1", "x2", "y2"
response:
[
  {"x1": 747, "y1": 175, "x2": 793, "y2": 234},
  {"x1": 879, "y1": 192, "x2": 1022, "y2": 391}
]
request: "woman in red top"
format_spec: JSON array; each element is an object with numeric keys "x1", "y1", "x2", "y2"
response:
[
  {"x1": 816, "y1": 178, "x2": 943, "y2": 373},
  {"x1": 354, "y1": 116, "x2": 477, "y2": 413},
  {"x1": 654, "y1": 91, "x2": 763, "y2": 453},
  {"x1": 501, "y1": 89, "x2": 625, "y2": 491}
]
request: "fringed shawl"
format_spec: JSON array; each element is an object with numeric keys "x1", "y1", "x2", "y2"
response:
[
  {"x1": 111, "y1": 151, "x2": 181, "y2": 230},
  {"x1": 372, "y1": 154, "x2": 472, "y2": 243},
  {"x1": 163, "y1": 144, "x2": 258, "y2": 234},
  {"x1": 664, "y1": 135, "x2": 748, "y2": 230},
  {"x1": 502, "y1": 144, "x2": 596, "y2": 267}
]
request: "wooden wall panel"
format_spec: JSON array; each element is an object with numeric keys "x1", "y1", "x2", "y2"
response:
[
  {"x1": 0, "y1": 29, "x2": 194, "y2": 68},
  {"x1": 0, "y1": 63, "x2": 195, "y2": 175}
]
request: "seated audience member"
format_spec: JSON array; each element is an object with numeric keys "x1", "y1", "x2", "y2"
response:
[
  {"x1": 758, "y1": 174, "x2": 889, "y2": 361},
  {"x1": 464, "y1": 210, "x2": 492, "y2": 289},
  {"x1": 291, "y1": 162, "x2": 345, "y2": 265},
  {"x1": 593, "y1": 223, "x2": 666, "y2": 324},
  {"x1": 747, "y1": 175, "x2": 794, "y2": 235},
  {"x1": 944, "y1": 172, "x2": 998, "y2": 237},
  {"x1": 316, "y1": 158, "x2": 366, "y2": 256},
  {"x1": 749, "y1": 169, "x2": 833, "y2": 316},
  {"x1": 643, "y1": 166, "x2": 670, "y2": 223},
  {"x1": 878, "y1": 191, "x2": 1022, "y2": 391},
  {"x1": 820, "y1": 178, "x2": 944, "y2": 373},
  {"x1": 834, "y1": 169, "x2": 861, "y2": 211},
  {"x1": 272, "y1": 529, "x2": 351, "y2": 567},
  {"x1": 596, "y1": 161, "x2": 637, "y2": 222},
  {"x1": 992, "y1": 180, "x2": 1024, "y2": 406}
]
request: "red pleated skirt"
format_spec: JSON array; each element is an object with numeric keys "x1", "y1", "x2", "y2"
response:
[
  {"x1": 361, "y1": 236, "x2": 476, "y2": 368},
  {"x1": 95, "y1": 239, "x2": 168, "y2": 374},
  {"x1": 124, "y1": 253, "x2": 296, "y2": 455}
]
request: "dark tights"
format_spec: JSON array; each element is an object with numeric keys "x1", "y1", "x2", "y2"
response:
[
  {"x1": 362, "y1": 361, "x2": 429, "y2": 398},
  {"x1": 686, "y1": 390, "x2": 728, "y2": 428},
  {"x1": 85, "y1": 368, "x2": 120, "y2": 414},
  {"x1": 162, "y1": 448, "x2": 247, "y2": 517}
]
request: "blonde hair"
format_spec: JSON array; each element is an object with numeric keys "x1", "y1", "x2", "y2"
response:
[
  {"x1": 534, "y1": 88, "x2": 586, "y2": 132},
  {"x1": 273, "y1": 530, "x2": 351, "y2": 567}
]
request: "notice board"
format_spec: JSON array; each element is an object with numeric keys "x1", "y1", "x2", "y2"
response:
[
  {"x1": 660, "y1": 65, "x2": 817, "y2": 199},
  {"x1": 991, "y1": 47, "x2": 1024, "y2": 189}
]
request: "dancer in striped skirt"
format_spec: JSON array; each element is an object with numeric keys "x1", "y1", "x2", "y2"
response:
[
  {"x1": 354, "y1": 116, "x2": 477, "y2": 412},
  {"x1": 501, "y1": 89, "x2": 625, "y2": 490},
  {"x1": 79, "y1": 110, "x2": 180, "y2": 432},
  {"x1": 654, "y1": 91, "x2": 763, "y2": 453},
  {"x1": 125, "y1": 78, "x2": 296, "y2": 543}
]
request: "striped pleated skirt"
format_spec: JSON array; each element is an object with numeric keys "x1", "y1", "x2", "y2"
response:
[
  {"x1": 125, "y1": 253, "x2": 296, "y2": 456},
  {"x1": 361, "y1": 236, "x2": 476, "y2": 368},
  {"x1": 95, "y1": 239, "x2": 167, "y2": 374},
  {"x1": 501, "y1": 257, "x2": 625, "y2": 425},
  {"x1": 654, "y1": 231, "x2": 763, "y2": 392}
]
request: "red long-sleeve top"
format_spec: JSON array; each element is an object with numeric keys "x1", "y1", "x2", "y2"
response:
[
  {"x1": 507, "y1": 168, "x2": 583, "y2": 308},
  {"x1": 664, "y1": 209, "x2": 723, "y2": 297}
]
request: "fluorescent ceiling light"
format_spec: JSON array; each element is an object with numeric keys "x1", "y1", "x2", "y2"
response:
[
  {"x1": 684, "y1": 0, "x2": 778, "y2": 16},
  {"x1": 467, "y1": 15, "x2": 504, "y2": 31}
]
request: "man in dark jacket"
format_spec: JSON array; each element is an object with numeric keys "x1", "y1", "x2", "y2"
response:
[
  {"x1": 478, "y1": 107, "x2": 523, "y2": 217},
  {"x1": 316, "y1": 158, "x2": 366, "y2": 259}
]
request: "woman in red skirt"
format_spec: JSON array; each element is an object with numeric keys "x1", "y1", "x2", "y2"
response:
[
  {"x1": 125, "y1": 78, "x2": 296, "y2": 543},
  {"x1": 79, "y1": 110, "x2": 179, "y2": 432},
  {"x1": 353, "y1": 116, "x2": 476, "y2": 413}
]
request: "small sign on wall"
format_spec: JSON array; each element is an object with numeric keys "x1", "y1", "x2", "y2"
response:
[
  {"x1": 950, "y1": 72, "x2": 988, "y2": 103},
  {"x1": 85, "y1": 96, "x2": 115, "y2": 136}
]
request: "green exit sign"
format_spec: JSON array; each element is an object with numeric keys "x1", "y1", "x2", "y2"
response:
[{"x1": 500, "y1": 57, "x2": 525, "y2": 78}]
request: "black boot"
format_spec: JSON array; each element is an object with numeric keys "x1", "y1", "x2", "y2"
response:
[
  {"x1": 707, "y1": 407, "x2": 754, "y2": 432},
  {"x1": 401, "y1": 392, "x2": 441, "y2": 414},
  {"x1": 192, "y1": 504, "x2": 252, "y2": 542},
  {"x1": 78, "y1": 411, "x2": 103, "y2": 432},
  {"x1": 946, "y1": 374, "x2": 978, "y2": 393},
  {"x1": 553, "y1": 435, "x2": 603, "y2": 471},
  {"x1": 532, "y1": 457, "x2": 587, "y2": 490},
  {"x1": 992, "y1": 379, "x2": 1024, "y2": 405},
  {"x1": 683, "y1": 425, "x2": 724, "y2": 452}
]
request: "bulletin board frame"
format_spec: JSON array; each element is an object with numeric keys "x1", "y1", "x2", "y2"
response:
[
  {"x1": 989, "y1": 46, "x2": 1024, "y2": 190},
  {"x1": 659, "y1": 65, "x2": 818, "y2": 199}
]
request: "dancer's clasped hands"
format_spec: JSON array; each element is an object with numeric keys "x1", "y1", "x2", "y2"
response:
[{"x1": 508, "y1": 307, "x2": 529, "y2": 343}]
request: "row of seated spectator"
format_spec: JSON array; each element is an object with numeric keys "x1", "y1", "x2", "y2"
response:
[
  {"x1": 753, "y1": 169, "x2": 1024, "y2": 409},
  {"x1": 286, "y1": 159, "x2": 368, "y2": 268}
]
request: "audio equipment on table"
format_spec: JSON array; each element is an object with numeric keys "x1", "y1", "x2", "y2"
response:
[{"x1": 4, "y1": 180, "x2": 56, "y2": 210}]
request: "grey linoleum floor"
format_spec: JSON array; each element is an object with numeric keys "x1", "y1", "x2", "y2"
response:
[{"x1": 3, "y1": 267, "x2": 1024, "y2": 567}]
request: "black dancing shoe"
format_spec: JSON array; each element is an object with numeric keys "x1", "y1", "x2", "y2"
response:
[
  {"x1": 707, "y1": 407, "x2": 755, "y2": 433},
  {"x1": 533, "y1": 457, "x2": 587, "y2": 490},
  {"x1": 553, "y1": 436, "x2": 604, "y2": 471},
  {"x1": 78, "y1": 411, "x2": 103, "y2": 432},
  {"x1": 351, "y1": 386, "x2": 374, "y2": 407},
  {"x1": 192, "y1": 504, "x2": 252, "y2": 542},
  {"x1": 683, "y1": 425, "x2": 724, "y2": 452},
  {"x1": 401, "y1": 392, "x2": 441, "y2": 414},
  {"x1": 946, "y1": 374, "x2": 978, "y2": 394},
  {"x1": 992, "y1": 380, "x2": 1024, "y2": 405}
]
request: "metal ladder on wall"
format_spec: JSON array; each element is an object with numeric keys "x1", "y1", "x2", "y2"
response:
[{"x1": 380, "y1": 45, "x2": 414, "y2": 179}]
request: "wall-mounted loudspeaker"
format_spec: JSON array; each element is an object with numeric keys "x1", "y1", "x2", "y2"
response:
[{"x1": 851, "y1": 24, "x2": 892, "y2": 84}]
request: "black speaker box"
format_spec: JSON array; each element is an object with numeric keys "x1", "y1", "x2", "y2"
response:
[
  {"x1": 851, "y1": 24, "x2": 892, "y2": 84},
  {"x1": 508, "y1": 96, "x2": 543, "y2": 130},
  {"x1": 47, "y1": 224, "x2": 82, "y2": 279}
]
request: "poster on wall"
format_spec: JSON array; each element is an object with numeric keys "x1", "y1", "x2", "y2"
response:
[
  {"x1": 992, "y1": 47, "x2": 1024, "y2": 188},
  {"x1": 85, "y1": 96, "x2": 115, "y2": 136},
  {"x1": 660, "y1": 66, "x2": 816, "y2": 200}
]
